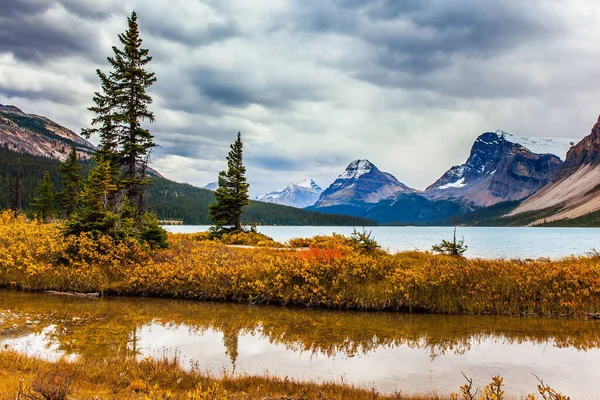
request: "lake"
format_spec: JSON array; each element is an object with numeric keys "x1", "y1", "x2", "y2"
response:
[
  {"x1": 1, "y1": 290, "x2": 599, "y2": 398},
  {"x1": 164, "y1": 225, "x2": 600, "y2": 260}
]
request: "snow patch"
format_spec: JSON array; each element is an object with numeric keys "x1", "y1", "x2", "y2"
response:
[
  {"x1": 339, "y1": 160, "x2": 373, "y2": 179},
  {"x1": 495, "y1": 130, "x2": 574, "y2": 161},
  {"x1": 297, "y1": 178, "x2": 320, "y2": 190},
  {"x1": 438, "y1": 177, "x2": 467, "y2": 190},
  {"x1": 203, "y1": 182, "x2": 218, "y2": 191}
]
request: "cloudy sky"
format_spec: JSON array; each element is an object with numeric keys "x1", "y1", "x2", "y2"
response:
[{"x1": 1, "y1": 0, "x2": 600, "y2": 195}]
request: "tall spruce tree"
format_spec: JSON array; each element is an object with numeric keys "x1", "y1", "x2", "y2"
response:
[
  {"x1": 8, "y1": 162, "x2": 22, "y2": 212},
  {"x1": 59, "y1": 146, "x2": 82, "y2": 218},
  {"x1": 31, "y1": 171, "x2": 55, "y2": 222},
  {"x1": 69, "y1": 11, "x2": 168, "y2": 247},
  {"x1": 82, "y1": 10, "x2": 157, "y2": 213},
  {"x1": 209, "y1": 132, "x2": 250, "y2": 232}
]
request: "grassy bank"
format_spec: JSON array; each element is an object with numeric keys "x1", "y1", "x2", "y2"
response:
[
  {"x1": 0, "y1": 350, "x2": 570, "y2": 400},
  {"x1": 0, "y1": 350, "x2": 430, "y2": 399},
  {"x1": 1, "y1": 212, "x2": 600, "y2": 317}
]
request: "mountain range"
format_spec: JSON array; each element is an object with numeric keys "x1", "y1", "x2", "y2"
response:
[
  {"x1": 299, "y1": 131, "x2": 580, "y2": 224},
  {"x1": 4, "y1": 102, "x2": 600, "y2": 227},
  {"x1": 0, "y1": 104, "x2": 373, "y2": 227}
]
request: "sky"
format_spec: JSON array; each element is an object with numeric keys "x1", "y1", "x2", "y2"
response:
[{"x1": 1, "y1": 0, "x2": 600, "y2": 196}]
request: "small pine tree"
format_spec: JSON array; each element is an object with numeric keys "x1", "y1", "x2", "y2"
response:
[
  {"x1": 31, "y1": 171, "x2": 55, "y2": 222},
  {"x1": 64, "y1": 158, "x2": 168, "y2": 248},
  {"x1": 63, "y1": 158, "x2": 119, "y2": 238},
  {"x1": 8, "y1": 163, "x2": 22, "y2": 212},
  {"x1": 59, "y1": 146, "x2": 82, "y2": 218},
  {"x1": 209, "y1": 132, "x2": 250, "y2": 232},
  {"x1": 432, "y1": 218, "x2": 468, "y2": 257}
]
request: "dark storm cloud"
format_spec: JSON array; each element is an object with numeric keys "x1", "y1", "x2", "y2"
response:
[
  {"x1": 293, "y1": 0, "x2": 562, "y2": 90},
  {"x1": 0, "y1": 0, "x2": 101, "y2": 62},
  {"x1": 144, "y1": 18, "x2": 239, "y2": 46},
  {"x1": 246, "y1": 155, "x2": 300, "y2": 171},
  {"x1": 59, "y1": 0, "x2": 117, "y2": 20},
  {"x1": 0, "y1": 0, "x2": 50, "y2": 18},
  {"x1": 188, "y1": 67, "x2": 324, "y2": 109},
  {"x1": 157, "y1": 130, "x2": 232, "y2": 159},
  {"x1": 0, "y1": 86, "x2": 80, "y2": 106}
]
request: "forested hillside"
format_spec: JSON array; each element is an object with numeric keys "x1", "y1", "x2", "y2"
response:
[
  {"x1": 0, "y1": 147, "x2": 375, "y2": 226},
  {"x1": 150, "y1": 178, "x2": 374, "y2": 225}
]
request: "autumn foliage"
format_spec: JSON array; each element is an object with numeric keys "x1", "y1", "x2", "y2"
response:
[{"x1": 2, "y1": 211, "x2": 600, "y2": 317}]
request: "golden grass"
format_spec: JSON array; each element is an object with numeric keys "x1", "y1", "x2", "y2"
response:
[
  {"x1": 0, "y1": 350, "x2": 570, "y2": 400},
  {"x1": 1, "y1": 211, "x2": 600, "y2": 317},
  {"x1": 0, "y1": 350, "x2": 444, "y2": 400}
]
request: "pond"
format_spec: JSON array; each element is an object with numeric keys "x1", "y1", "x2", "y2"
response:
[{"x1": 2, "y1": 290, "x2": 599, "y2": 397}]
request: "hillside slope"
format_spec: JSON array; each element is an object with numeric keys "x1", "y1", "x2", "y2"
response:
[
  {"x1": 0, "y1": 147, "x2": 374, "y2": 226},
  {"x1": 508, "y1": 116, "x2": 600, "y2": 224},
  {"x1": 0, "y1": 104, "x2": 95, "y2": 160}
]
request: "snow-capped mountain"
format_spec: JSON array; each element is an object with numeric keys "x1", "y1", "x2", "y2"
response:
[
  {"x1": 255, "y1": 178, "x2": 323, "y2": 208},
  {"x1": 313, "y1": 159, "x2": 415, "y2": 208},
  {"x1": 203, "y1": 182, "x2": 218, "y2": 191},
  {"x1": 425, "y1": 130, "x2": 564, "y2": 207}
]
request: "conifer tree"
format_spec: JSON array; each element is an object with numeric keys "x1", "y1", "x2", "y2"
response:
[
  {"x1": 83, "y1": 10, "x2": 157, "y2": 212},
  {"x1": 63, "y1": 159, "x2": 120, "y2": 238},
  {"x1": 59, "y1": 146, "x2": 82, "y2": 218},
  {"x1": 8, "y1": 162, "x2": 22, "y2": 212},
  {"x1": 209, "y1": 132, "x2": 250, "y2": 232},
  {"x1": 64, "y1": 158, "x2": 168, "y2": 247},
  {"x1": 69, "y1": 11, "x2": 168, "y2": 247},
  {"x1": 31, "y1": 171, "x2": 54, "y2": 222}
]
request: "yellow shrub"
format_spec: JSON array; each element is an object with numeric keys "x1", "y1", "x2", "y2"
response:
[{"x1": 2, "y1": 211, "x2": 600, "y2": 317}]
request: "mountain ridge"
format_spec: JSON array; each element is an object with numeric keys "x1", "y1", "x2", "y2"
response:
[{"x1": 0, "y1": 104, "x2": 95, "y2": 160}]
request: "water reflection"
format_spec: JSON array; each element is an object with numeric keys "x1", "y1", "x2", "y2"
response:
[{"x1": 1, "y1": 290, "x2": 600, "y2": 397}]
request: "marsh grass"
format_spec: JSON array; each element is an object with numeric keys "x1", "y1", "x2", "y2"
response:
[
  {"x1": 1, "y1": 211, "x2": 600, "y2": 317},
  {"x1": 0, "y1": 350, "x2": 571, "y2": 400},
  {"x1": 0, "y1": 350, "x2": 442, "y2": 399}
]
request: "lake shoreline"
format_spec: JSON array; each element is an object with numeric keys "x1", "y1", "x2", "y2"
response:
[
  {"x1": 2, "y1": 289, "x2": 589, "y2": 399},
  {"x1": 2, "y1": 214, "x2": 600, "y2": 319},
  {"x1": 0, "y1": 349, "x2": 574, "y2": 400},
  {"x1": 165, "y1": 224, "x2": 600, "y2": 260}
]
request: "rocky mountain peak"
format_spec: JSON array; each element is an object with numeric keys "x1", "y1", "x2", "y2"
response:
[
  {"x1": 203, "y1": 182, "x2": 219, "y2": 191},
  {"x1": 0, "y1": 104, "x2": 24, "y2": 114},
  {"x1": 557, "y1": 115, "x2": 600, "y2": 180},
  {"x1": 339, "y1": 159, "x2": 376, "y2": 180},
  {"x1": 426, "y1": 130, "x2": 563, "y2": 207},
  {"x1": 296, "y1": 178, "x2": 321, "y2": 190},
  {"x1": 313, "y1": 160, "x2": 414, "y2": 208}
]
